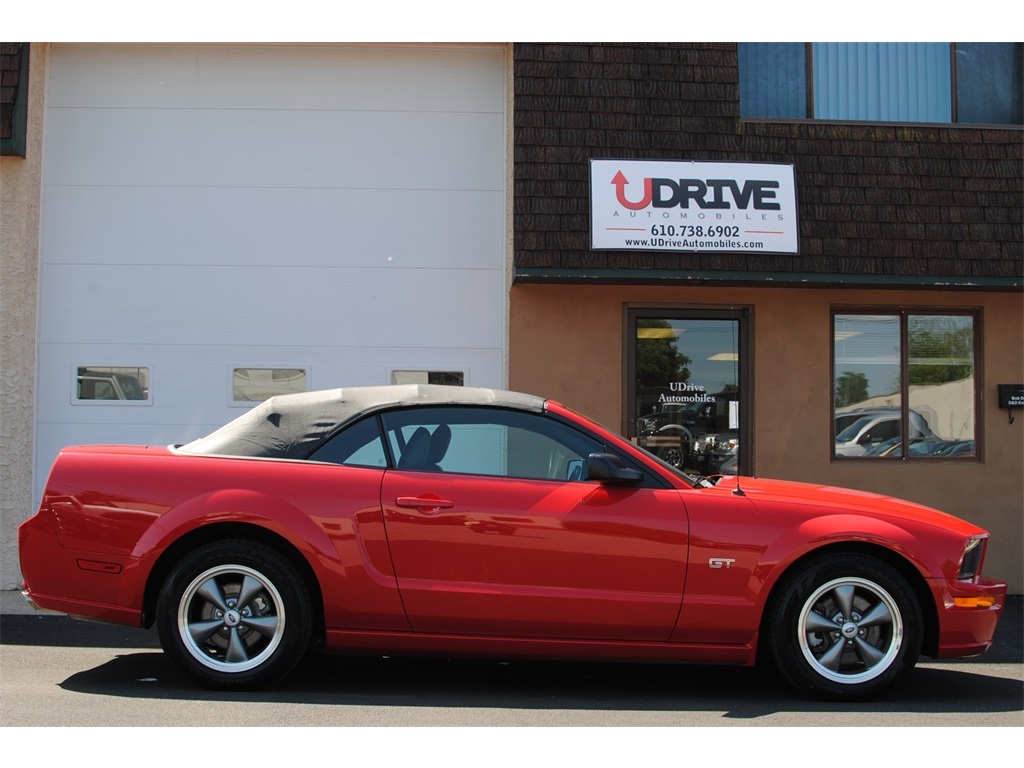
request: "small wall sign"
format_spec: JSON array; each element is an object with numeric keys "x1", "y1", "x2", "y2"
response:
[
  {"x1": 997, "y1": 384, "x2": 1023, "y2": 424},
  {"x1": 998, "y1": 384, "x2": 1024, "y2": 409}
]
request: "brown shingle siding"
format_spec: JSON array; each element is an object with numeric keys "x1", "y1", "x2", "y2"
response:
[
  {"x1": 514, "y1": 42, "x2": 1023, "y2": 283},
  {"x1": 1, "y1": 42, "x2": 25, "y2": 142}
]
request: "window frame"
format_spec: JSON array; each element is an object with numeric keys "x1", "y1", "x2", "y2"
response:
[{"x1": 831, "y1": 307, "x2": 982, "y2": 462}]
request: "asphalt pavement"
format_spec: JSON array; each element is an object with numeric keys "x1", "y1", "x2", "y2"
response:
[
  {"x1": 3, "y1": 589, "x2": 1021, "y2": 659},
  {"x1": 1, "y1": 590, "x2": 1021, "y2": 729},
  {"x1": 2, "y1": 588, "x2": 1020, "y2": 665}
]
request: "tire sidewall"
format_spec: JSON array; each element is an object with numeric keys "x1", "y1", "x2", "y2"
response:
[
  {"x1": 156, "y1": 540, "x2": 312, "y2": 690},
  {"x1": 769, "y1": 554, "x2": 922, "y2": 700}
]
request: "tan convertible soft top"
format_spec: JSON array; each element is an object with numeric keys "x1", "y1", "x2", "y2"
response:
[{"x1": 177, "y1": 384, "x2": 546, "y2": 459}]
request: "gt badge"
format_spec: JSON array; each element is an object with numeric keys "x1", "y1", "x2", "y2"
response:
[{"x1": 709, "y1": 558, "x2": 736, "y2": 569}]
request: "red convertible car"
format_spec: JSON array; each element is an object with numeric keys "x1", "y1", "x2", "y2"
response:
[{"x1": 19, "y1": 385, "x2": 1006, "y2": 699}]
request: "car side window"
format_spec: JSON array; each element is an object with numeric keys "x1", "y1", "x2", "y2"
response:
[
  {"x1": 308, "y1": 416, "x2": 388, "y2": 468},
  {"x1": 862, "y1": 419, "x2": 900, "y2": 445},
  {"x1": 381, "y1": 407, "x2": 605, "y2": 481}
]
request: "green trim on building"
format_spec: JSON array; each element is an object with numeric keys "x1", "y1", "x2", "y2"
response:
[{"x1": 513, "y1": 267, "x2": 1022, "y2": 291}]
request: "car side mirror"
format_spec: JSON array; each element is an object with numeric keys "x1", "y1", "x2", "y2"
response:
[{"x1": 586, "y1": 453, "x2": 643, "y2": 486}]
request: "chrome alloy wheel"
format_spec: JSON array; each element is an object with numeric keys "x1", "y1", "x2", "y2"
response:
[
  {"x1": 660, "y1": 446, "x2": 684, "y2": 467},
  {"x1": 177, "y1": 564, "x2": 286, "y2": 673},
  {"x1": 797, "y1": 576, "x2": 904, "y2": 685},
  {"x1": 658, "y1": 437, "x2": 691, "y2": 469}
]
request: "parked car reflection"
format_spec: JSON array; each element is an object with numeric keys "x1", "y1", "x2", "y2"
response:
[
  {"x1": 938, "y1": 440, "x2": 976, "y2": 457},
  {"x1": 862, "y1": 437, "x2": 976, "y2": 459},
  {"x1": 834, "y1": 410, "x2": 936, "y2": 457},
  {"x1": 709, "y1": 432, "x2": 738, "y2": 474},
  {"x1": 716, "y1": 453, "x2": 739, "y2": 475},
  {"x1": 638, "y1": 393, "x2": 738, "y2": 471},
  {"x1": 76, "y1": 368, "x2": 147, "y2": 401}
]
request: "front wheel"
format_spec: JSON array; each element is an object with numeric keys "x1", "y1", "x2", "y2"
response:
[
  {"x1": 156, "y1": 540, "x2": 313, "y2": 689},
  {"x1": 656, "y1": 430, "x2": 692, "y2": 469},
  {"x1": 767, "y1": 554, "x2": 922, "y2": 700}
]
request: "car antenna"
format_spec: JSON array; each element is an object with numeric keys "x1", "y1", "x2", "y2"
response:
[{"x1": 731, "y1": 306, "x2": 745, "y2": 497}]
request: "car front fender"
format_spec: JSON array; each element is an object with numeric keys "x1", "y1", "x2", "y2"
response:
[{"x1": 752, "y1": 512, "x2": 938, "y2": 605}]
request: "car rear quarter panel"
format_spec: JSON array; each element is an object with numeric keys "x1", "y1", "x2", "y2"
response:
[{"x1": 23, "y1": 446, "x2": 410, "y2": 631}]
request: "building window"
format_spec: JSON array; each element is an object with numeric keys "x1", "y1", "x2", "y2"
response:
[
  {"x1": 627, "y1": 309, "x2": 749, "y2": 476},
  {"x1": 833, "y1": 311, "x2": 977, "y2": 459},
  {"x1": 1, "y1": 43, "x2": 29, "y2": 157},
  {"x1": 739, "y1": 42, "x2": 1023, "y2": 125},
  {"x1": 232, "y1": 368, "x2": 307, "y2": 403},
  {"x1": 75, "y1": 366, "x2": 151, "y2": 403}
]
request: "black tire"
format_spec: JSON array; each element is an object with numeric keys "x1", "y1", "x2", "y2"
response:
[
  {"x1": 657, "y1": 445, "x2": 686, "y2": 468},
  {"x1": 156, "y1": 540, "x2": 313, "y2": 690},
  {"x1": 656, "y1": 430, "x2": 692, "y2": 469},
  {"x1": 766, "y1": 553, "x2": 922, "y2": 700}
]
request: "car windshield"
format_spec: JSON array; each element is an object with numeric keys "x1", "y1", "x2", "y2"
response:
[
  {"x1": 116, "y1": 375, "x2": 146, "y2": 400},
  {"x1": 863, "y1": 437, "x2": 901, "y2": 456},
  {"x1": 836, "y1": 417, "x2": 874, "y2": 443}
]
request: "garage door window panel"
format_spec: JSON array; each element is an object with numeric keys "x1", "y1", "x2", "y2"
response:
[
  {"x1": 74, "y1": 366, "x2": 151, "y2": 404},
  {"x1": 232, "y1": 368, "x2": 307, "y2": 404}
]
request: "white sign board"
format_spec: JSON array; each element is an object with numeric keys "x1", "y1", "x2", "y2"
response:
[{"x1": 590, "y1": 159, "x2": 799, "y2": 254}]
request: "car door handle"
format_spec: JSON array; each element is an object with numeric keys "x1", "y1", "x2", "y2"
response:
[{"x1": 395, "y1": 496, "x2": 455, "y2": 512}]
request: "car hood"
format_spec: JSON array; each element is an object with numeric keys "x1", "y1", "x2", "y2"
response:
[{"x1": 711, "y1": 476, "x2": 985, "y2": 536}]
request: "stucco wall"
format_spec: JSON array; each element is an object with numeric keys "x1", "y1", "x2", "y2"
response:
[
  {"x1": 509, "y1": 282, "x2": 1024, "y2": 592},
  {"x1": 1, "y1": 43, "x2": 45, "y2": 589}
]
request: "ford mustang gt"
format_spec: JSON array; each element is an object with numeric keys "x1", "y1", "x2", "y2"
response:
[{"x1": 19, "y1": 385, "x2": 1006, "y2": 699}]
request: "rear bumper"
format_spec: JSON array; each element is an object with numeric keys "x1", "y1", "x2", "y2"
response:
[
  {"x1": 19, "y1": 510, "x2": 145, "y2": 627},
  {"x1": 20, "y1": 589, "x2": 52, "y2": 613},
  {"x1": 932, "y1": 577, "x2": 1008, "y2": 658}
]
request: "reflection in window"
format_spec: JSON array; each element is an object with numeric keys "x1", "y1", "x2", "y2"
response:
[
  {"x1": 909, "y1": 315, "x2": 975, "y2": 446},
  {"x1": 233, "y1": 368, "x2": 306, "y2": 402},
  {"x1": 75, "y1": 366, "x2": 149, "y2": 402},
  {"x1": 632, "y1": 315, "x2": 741, "y2": 476},
  {"x1": 833, "y1": 312, "x2": 977, "y2": 459},
  {"x1": 390, "y1": 370, "x2": 465, "y2": 386}
]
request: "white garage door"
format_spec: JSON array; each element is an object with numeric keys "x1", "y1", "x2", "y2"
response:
[{"x1": 35, "y1": 43, "x2": 508, "y2": 499}]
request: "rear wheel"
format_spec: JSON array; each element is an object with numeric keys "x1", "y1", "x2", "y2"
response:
[
  {"x1": 156, "y1": 540, "x2": 312, "y2": 689},
  {"x1": 767, "y1": 554, "x2": 922, "y2": 700}
]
